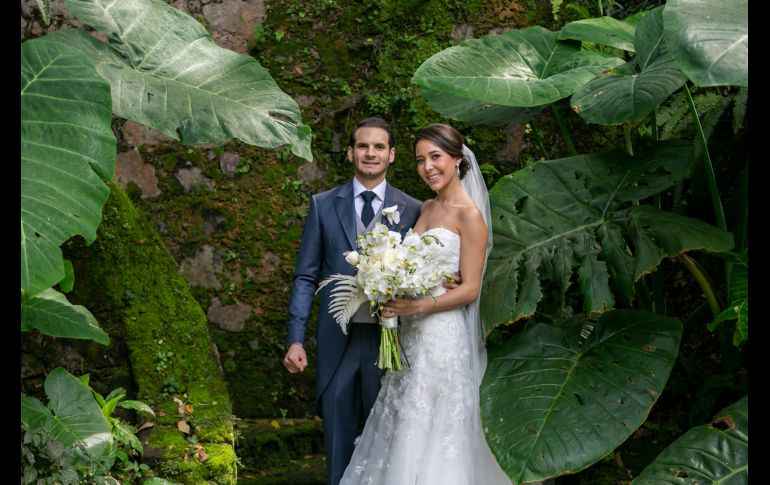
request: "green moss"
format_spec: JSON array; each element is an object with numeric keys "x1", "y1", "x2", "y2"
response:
[{"x1": 67, "y1": 183, "x2": 237, "y2": 483}]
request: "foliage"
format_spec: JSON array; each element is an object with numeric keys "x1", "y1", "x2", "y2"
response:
[
  {"x1": 482, "y1": 310, "x2": 683, "y2": 483},
  {"x1": 632, "y1": 395, "x2": 747, "y2": 483},
  {"x1": 21, "y1": 368, "x2": 115, "y2": 481},
  {"x1": 21, "y1": 368, "x2": 157, "y2": 482},
  {"x1": 54, "y1": 0, "x2": 311, "y2": 161},
  {"x1": 21, "y1": 0, "x2": 309, "y2": 480},
  {"x1": 662, "y1": 0, "x2": 748, "y2": 87},
  {"x1": 85, "y1": 376, "x2": 156, "y2": 482},
  {"x1": 21, "y1": 36, "x2": 115, "y2": 340},
  {"x1": 21, "y1": 425, "x2": 110, "y2": 484},
  {"x1": 482, "y1": 141, "x2": 732, "y2": 331},
  {"x1": 21, "y1": 0, "x2": 313, "y2": 343},
  {"x1": 412, "y1": 0, "x2": 747, "y2": 481},
  {"x1": 708, "y1": 249, "x2": 748, "y2": 346}
]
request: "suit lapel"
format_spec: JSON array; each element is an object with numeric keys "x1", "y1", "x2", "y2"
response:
[{"x1": 334, "y1": 181, "x2": 357, "y2": 250}]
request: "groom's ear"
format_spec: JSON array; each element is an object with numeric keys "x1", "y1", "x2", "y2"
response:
[{"x1": 388, "y1": 147, "x2": 395, "y2": 164}]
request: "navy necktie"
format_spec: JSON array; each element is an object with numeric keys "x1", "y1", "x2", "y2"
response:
[{"x1": 360, "y1": 191, "x2": 376, "y2": 227}]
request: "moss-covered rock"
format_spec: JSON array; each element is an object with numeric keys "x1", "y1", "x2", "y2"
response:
[{"x1": 64, "y1": 182, "x2": 237, "y2": 483}]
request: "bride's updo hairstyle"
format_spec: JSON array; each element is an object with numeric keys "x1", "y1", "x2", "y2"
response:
[{"x1": 413, "y1": 124, "x2": 470, "y2": 179}]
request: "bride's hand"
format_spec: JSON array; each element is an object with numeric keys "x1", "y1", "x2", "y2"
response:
[{"x1": 382, "y1": 298, "x2": 429, "y2": 318}]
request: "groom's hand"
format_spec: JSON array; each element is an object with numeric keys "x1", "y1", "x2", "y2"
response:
[
  {"x1": 443, "y1": 272, "x2": 461, "y2": 290},
  {"x1": 284, "y1": 343, "x2": 308, "y2": 373}
]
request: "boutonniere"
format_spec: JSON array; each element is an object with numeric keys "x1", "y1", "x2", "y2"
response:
[{"x1": 382, "y1": 205, "x2": 400, "y2": 225}]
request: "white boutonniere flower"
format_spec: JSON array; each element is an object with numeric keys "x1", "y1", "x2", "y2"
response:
[
  {"x1": 344, "y1": 250, "x2": 360, "y2": 266},
  {"x1": 382, "y1": 205, "x2": 400, "y2": 225}
]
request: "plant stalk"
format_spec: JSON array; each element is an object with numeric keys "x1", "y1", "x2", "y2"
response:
[
  {"x1": 684, "y1": 84, "x2": 727, "y2": 231},
  {"x1": 649, "y1": 110, "x2": 665, "y2": 314},
  {"x1": 550, "y1": 104, "x2": 577, "y2": 156},
  {"x1": 680, "y1": 253, "x2": 721, "y2": 318},
  {"x1": 623, "y1": 124, "x2": 634, "y2": 156}
]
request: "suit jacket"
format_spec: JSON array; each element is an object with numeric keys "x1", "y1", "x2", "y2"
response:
[{"x1": 287, "y1": 179, "x2": 422, "y2": 402}]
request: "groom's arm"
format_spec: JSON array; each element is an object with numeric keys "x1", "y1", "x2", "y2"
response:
[{"x1": 286, "y1": 194, "x2": 323, "y2": 348}]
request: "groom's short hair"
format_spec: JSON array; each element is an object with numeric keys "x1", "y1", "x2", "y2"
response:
[{"x1": 350, "y1": 117, "x2": 395, "y2": 149}]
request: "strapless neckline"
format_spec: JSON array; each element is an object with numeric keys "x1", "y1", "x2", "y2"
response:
[{"x1": 420, "y1": 226, "x2": 459, "y2": 238}]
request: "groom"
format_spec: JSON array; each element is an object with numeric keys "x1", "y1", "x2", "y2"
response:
[{"x1": 283, "y1": 117, "x2": 421, "y2": 485}]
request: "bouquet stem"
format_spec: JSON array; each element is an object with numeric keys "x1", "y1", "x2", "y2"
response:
[{"x1": 377, "y1": 323, "x2": 403, "y2": 371}]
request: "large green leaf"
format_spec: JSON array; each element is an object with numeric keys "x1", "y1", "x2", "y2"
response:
[
  {"x1": 21, "y1": 368, "x2": 113, "y2": 460},
  {"x1": 55, "y1": 0, "x2": 312, "y2": 160},
  {"x1": 571, "y1": 7, "x2": 687, "y2": 124},
  {"x1": 412, "y1": 26, "x2": 624, "y2": 108},
  {"x1": 21, "y1": 288, "x2": 109, "y2": 345},
  {"x1": 632, "y1": 395, "x2": 748, "y2": 484},
  {"x1": 421, "y1": 87, "x2": 545, "y2": 127},
  {"x1": 481, "y1": 310, "x2": 682, "y2": 483},
  {"x1": 558, "y1": 16, "x2": 637, "y2": 52},
  {"x1": 481, "y1": 141, "x2": 734, "y2": 332},
  {"x1": 21, "y1": 38, "x2": 115, "y2": 298},
  {"x1": 662, "y1": 0, "x2": 748, "y2": 87}
]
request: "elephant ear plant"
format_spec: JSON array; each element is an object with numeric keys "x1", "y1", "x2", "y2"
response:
[
  {"x1": 412, "y1": 0, "x2": 747, "y2": 482},
  {"x1": 21, "y1": 0, "x2": 313, "y2": 479}
]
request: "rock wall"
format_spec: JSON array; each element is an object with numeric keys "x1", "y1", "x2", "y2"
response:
[{"x1": 21, "y1": 0, "x2": 602, "y2": 421}]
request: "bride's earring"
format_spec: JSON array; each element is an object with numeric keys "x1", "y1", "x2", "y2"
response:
[{"x1": 455, "y1": 165, "x2": 460, "y2": 177}]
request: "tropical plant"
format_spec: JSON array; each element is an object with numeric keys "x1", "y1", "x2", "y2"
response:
[
  {"x1": 21, "y1": 368, "x2": 116, "y2": 482},
  {"x1": 21, "y1": 0, "x2": 313, "y2": 344},
  {"x1": 83, "y1": 376, "x2": 157, "y2": 482},
  {"x1": 21, "y1": 0, "x2": 313, "y2": 479},
  {"x1": 412, "y1": 0, "x2": 747, "y2": 482},
  {"x1": 21, "y1": 368, "x2": 163, "y2": 483},
  {"x1": 632, "y1": 395, "x2": 747, "y2": 483}
]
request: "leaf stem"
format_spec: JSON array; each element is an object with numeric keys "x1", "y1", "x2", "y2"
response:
[
  {"x1": 680, "y1": 253, "x2": 721, "y2": 318},
  {"x1": 684, "y1": 84, "x2": 726, "y2": 231},
  {"x1": 623, "y1": 124, "x2": 634, "y2": 156}
]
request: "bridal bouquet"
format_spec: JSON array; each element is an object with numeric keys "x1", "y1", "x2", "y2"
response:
[{"x1": 318, "y1": 212, "x2": 444, "y2": 371}]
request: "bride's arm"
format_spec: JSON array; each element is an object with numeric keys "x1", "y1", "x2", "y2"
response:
[{"x1": 384, "y1": 208, "x2": 488, "y2": 317}]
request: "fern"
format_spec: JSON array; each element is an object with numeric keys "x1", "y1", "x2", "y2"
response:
[
  {"x1": 316, "y1": 274, "x2": 367, "y2": 335},
  {"x1": 696, "y1": 93, "x2": 730, "y2": 159},
  {"x1": 732, "y1": 87, "x2": 748, "y2": 134},
  {"x1": 656, "y1": 91, "x2": 690, "y2": 140},
  {"x1": 36, "y1": 0, "x2": 51, "y2": 26}
]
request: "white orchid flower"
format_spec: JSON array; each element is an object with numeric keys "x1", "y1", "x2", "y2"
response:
[{"x1": 382, "y1": 205, "x2": 400, "y2": 225}]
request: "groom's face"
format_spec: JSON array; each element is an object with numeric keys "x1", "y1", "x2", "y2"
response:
[{"x1": 348, "y1": 127, "x2": 395, "y2": 186}]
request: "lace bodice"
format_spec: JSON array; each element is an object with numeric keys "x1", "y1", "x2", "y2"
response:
[{"x1": 420, "y1": 227, "x2": 460, "y2": 298}]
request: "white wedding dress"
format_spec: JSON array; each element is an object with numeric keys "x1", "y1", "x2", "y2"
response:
[{"x1": 339, "y1": 227, "x2": 512, "y2": 485}]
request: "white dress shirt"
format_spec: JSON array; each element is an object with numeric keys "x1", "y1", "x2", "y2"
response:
[{"x1": 352, "y1": 178, "x2": 386, "y2": 219}]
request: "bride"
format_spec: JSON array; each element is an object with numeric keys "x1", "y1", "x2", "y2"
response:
[{"x1": 339, "y1": 124, "x2": 512, "y2": 485}]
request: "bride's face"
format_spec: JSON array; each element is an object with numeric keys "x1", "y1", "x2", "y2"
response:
[{"x1": 415, "y1": 139, "x2": 460, "y2": 192}]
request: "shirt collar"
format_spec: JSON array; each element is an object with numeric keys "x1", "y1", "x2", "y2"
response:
[{"x1": 353, "y1": 178, "x2": 387, "y2": 201}]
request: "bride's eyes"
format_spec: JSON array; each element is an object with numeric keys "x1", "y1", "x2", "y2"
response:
[{"x1": 416, "y1": 158, "x2": 425, "y2": 165}]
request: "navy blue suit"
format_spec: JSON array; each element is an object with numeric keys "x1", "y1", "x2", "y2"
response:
[{"x1": 287, "y1": 179, "x2": 421, "y2": 485}]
